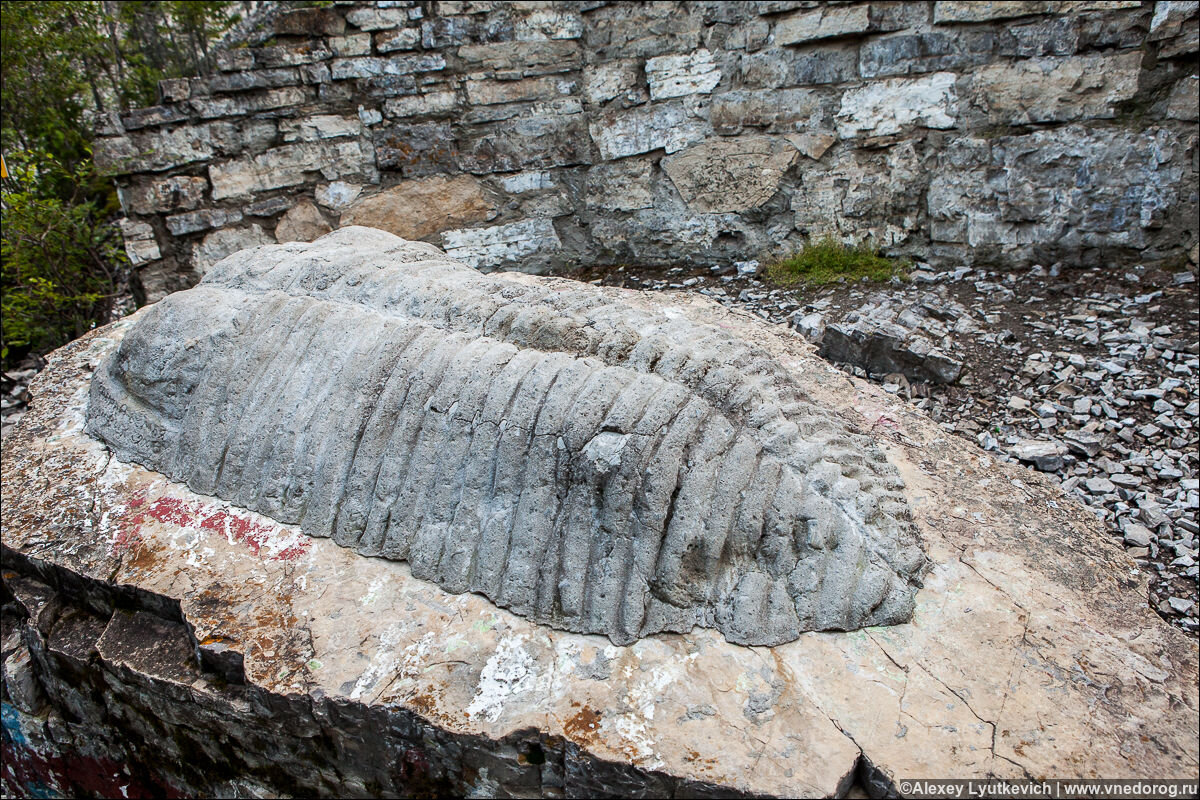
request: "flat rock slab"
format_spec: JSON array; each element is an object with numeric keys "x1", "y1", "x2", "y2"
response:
[{"x1": 2, "y1": 280, "x2": 1197, "y2": 797}]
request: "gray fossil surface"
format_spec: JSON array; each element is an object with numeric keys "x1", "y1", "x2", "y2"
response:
[{"x1": 85, "y1": 226, "x2": 927, "y2": 645}]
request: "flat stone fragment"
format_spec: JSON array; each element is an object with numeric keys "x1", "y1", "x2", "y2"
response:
[
  {"x1": 165, "y1": 208, "x2": 243, "y2": 236},
  {"x1": 340, "y1": 176, "x2": 496, "y2": 241},
  {"x1": 117, "y1": 219, "x2": 161, "y2": 265},
  {"x1": 313, "y1": 180, "x2": 362, "y2": 211},
  {"x1": 799, "y1": 291, "x2": 972, "y2": 385},
  {"x1": 588, "y1": 103, "x2": 709, "y2": 160},
  {"x1": 330, "y1": 54, "x2": 446, "y2": 81},
  {"x1": 375, "y1": 28, "x2": 420, "y2": 52},
  {"x1": 85, "y1": 228, "x2": 925, "y2": 647},
  {"x1": 383, "y1": 90, "x2": 458, "y2": 118},
  {"x1": 583, "y1": 59, "x2": 642, "y2": 104},
  {"x1": 439, "y1": 218, "x2": 561, "y2": 268},
  {"x1": 1010, "y1": 439, "x2": 1067, "y2": 472},
  {"x1": 274, "y1": 200, "x2": 332, "y2": 243},
  {"x1": 94, "y1": 126, "x2": 218, "y2": 174},
  {"x1": 4, "y1": 261, "x2": 1196, "y2": 796},
  {"x1": 345, "y1": 7, "x2": 408, "y2": 31},
  {"x1": 933, "y1": 1, "x2": 1140, "y2": 24},
  {"x1": 208, "y1": 140, "x2": 374, "y2": 200},
  {"x1": 120, "y1": 176, "x2": 209, "y2": 215},
  {"x1": 775, "y1": 5, "x2": 872, "y2": 45},
  {"x1": 465, "y1": 76, "x2": 573, "y2": 106},
  {"x1": 644, "y1": 49, "x2": 721, "y2": 100},
  {"x1": 279, "y1": 115, "x2": 364, "y2": 142},
  {"x1": 328, "y1": 34, "x2": 371, "y2": 56},
  {"x1": 970, "y1": 52, "x2": 1141, "y2": 125},
  {"x1": 836, "y1": 72, "x2": 958, "y2": 138},
  {"x1": 785, "y1": 132, "x2": 836, "y2": 161},
  {"x1": 1123, "y1": 523, "x2": 1155, "y2": 547},
  {"x1": 661, "y1": 135, "x2": 796, "y2": 213}
]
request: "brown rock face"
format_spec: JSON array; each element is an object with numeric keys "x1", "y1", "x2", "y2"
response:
[
  {"x1": 340, "y1": 176, "x2": 497, "y2": 241},
  {"x1": 274, "y1": 200, "x2": 333, "y2": 243},
  {"x1": 273, "y1": 7, "x2": 345, "y2": 36}
]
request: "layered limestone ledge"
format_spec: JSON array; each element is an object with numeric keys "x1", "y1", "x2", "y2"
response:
[{"x1": 2, "y1": 263, "x2": 1197, "y2": 797}]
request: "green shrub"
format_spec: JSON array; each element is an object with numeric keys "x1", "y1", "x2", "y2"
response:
[
  {"x1": 1, "y1": 151, "x2": 125, "y2": 365},
  {"x1": 766, "y1": 237, "x2": 908, "y2": 287}
]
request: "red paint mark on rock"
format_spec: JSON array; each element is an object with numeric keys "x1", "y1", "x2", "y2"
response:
[
  {"x1": 110, "y1": 490, "x2": 148, "y2": 557},
  {"x1": 110, "y1": 492, "x2": 308, "y2": 562},
  {"x1": 144, "y1": 497, "x2": 309, "y2": 561}
]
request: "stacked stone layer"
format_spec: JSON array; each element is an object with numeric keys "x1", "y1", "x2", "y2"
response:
[{"x1": 96, "y1": 1, "x2": 1200, "y2": 302}]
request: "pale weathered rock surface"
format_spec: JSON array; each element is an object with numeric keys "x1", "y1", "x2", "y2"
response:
[
  {"x1": 969, "y1": 52, "x2": 1142, "y2": 125},
  {"x1": 341, "y1": 176, "x2": 496, "y2": 241},
  {"x1": 190, "y1": 224, "x2": 273, "y2": 274},
  {"x1": 117, "y1": 219, "x2": 161, "y2": 265},
  {"x1": 644, "y1": 49, "x2": 721, "y2": 100},
  {"x1": 209, "y1": 139, "x2": 375, "y2": 200},
  {"x1": 313, "y1": 180, "x2": 362, "y2": 210},
  {"x1": 836, "y1": 72, "x2": 959, "y2": 138},
  {"x1": 775, "y1": 5, "x2": 873, "y2": 46},
  {"x1": 441, "y1": 218, "x2": 563, "y2": 269},
  {"x1": 582, "y1": 58, "x2": 642, "y2": 105},
  {"x1": 3, "y1": 238, "x2": 1197, "y2": 796},
  {"x1": 588, "y1": 103, "x2": 708, "y2": 160},
  {"x1": 85, "y1": 229, "x2": 925, "y2": 647}
]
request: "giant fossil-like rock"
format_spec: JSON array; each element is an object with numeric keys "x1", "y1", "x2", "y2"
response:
[
  {"x1": 4, "y1": 259, "x2": 1197, "y2": 797},
  {"x1": 85, "y1": 226, "x2": 926, "y2": 646}
]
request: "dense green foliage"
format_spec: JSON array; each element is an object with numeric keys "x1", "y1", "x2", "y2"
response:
[
  {"x1": 766, "y1": 237, "x2": 909, "y2": 287},
  {"x1": 1, "y1": 1, "x2": 239, "y2": 157},
  {"x1": 1, "y1": 1, "x2": 239, "y2": 367},
  {"x1": 1, "y1": 153, "x2": 124, "y2": 361}
]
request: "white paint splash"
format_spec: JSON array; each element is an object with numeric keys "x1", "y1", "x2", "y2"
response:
[{"x1": 466, "y1": 634, "x2": 537, "y2": 722}]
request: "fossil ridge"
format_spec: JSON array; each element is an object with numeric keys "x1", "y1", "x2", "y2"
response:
[{"x1": 86, "y1": 227, "x2": 926, "y2": 645}]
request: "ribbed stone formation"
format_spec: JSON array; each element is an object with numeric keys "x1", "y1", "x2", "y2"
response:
[{"x1": 85, "y1": 227, "x2": 926, "y2": 645}]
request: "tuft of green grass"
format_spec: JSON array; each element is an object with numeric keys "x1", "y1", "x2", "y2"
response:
[{"x1": 766, "y1": 237, "x2": 909, "y2": 287}]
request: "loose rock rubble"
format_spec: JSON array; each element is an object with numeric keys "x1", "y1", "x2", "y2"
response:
[
  {"x1": 583, "y1": 260, "x2": 1200, "y2": 634},
  {"x1": 1, "y1": 361, "x2": 40, "y2": 440}
]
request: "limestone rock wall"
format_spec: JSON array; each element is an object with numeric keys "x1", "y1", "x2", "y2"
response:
[{"x1": 94, "y1": 0, "x2": 1200, "y2": 302}]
